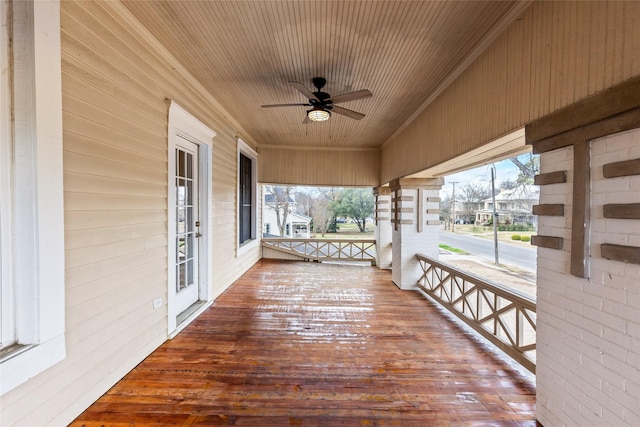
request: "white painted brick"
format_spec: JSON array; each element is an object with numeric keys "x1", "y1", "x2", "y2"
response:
[
  {"x1": 592, "y1": 232, "x2": 628, "y2": 249},
  {"x1": 624, "y1": 408, "x2": 640, "y2": 427},
  {"x1": 581, "y1": 306, "x2": 626, "y2": 337},
  {"x1": 606, "y1": 131, "x2": 636, "y2": 153},
  {"x1": 604, "y1": 381, "x2": 639, "y2": 418},
  {"x1": 538, "y1": 129, "x2": 640, "y2": 427},
  {"x1": 598, "y1": 148, "x2": 633, "y2": 166},
  {"x1": 602, "y1": 406, "x2": 628, "y2": 426},
  {"x1": 591, "y1": 140, "x2": 608, "y2": 156},
  {"x1": 593, "y1": 178, "x2": 630, "y2": 194},
  {"x1": 606, "y1": 189, "x2": 637, "y2": 204}
]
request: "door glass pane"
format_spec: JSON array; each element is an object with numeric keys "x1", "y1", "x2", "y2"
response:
[
  {"x1": 178, "y1": 149, "x2": 185, "y2": 177},
  {"x1": 186, "y1": 152, "x2": 193, "y2": 179},
  {"x1": 186, "y1": 180, "x2": 193, "y2": 205},
  {"x1": 186, "y1": 259, "x2": 194, "y2": 287},
  {"x1": 177, "y1": 179, "x2": 186, "y2": 205}
]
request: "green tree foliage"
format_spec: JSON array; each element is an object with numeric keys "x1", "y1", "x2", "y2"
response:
[{"x1": 332, "y1": 188, "x2": 374, "y2": 232}]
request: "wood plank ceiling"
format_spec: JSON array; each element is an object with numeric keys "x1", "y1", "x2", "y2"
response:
[{"x1": 122, "y1": 1, "x2": 525, "y2": 150}]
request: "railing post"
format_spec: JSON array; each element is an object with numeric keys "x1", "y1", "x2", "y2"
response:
[
  {"x1": 373, "y1": 186, "x2": 392, "y2": 269},
  {"x1": 389, "y1": 178, "x2": 443, "y2": 290}
]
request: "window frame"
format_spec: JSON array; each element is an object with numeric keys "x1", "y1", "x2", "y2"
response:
[
  {"x1": 237, "y1": 138, "x2": 258, "y2": 255},
  {"x1": 0, "y1": 0, "x2": 66, "y2": 396}
]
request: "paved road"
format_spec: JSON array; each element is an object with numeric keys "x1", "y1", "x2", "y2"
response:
[{"x1": 439, "y1": 231, "x2": 537, "y2": 273}]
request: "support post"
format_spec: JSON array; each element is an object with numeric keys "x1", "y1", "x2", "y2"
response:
[
  {"x1": 373, "y1": 186, "x2": 392, "y2": 269},
  {"x1": 389, "y1": 177, "x2": 444, "y2": 289}
]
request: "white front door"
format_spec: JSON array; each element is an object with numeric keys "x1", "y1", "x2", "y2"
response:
[{"x1": 174, "y1": 138, "x2": 200, "y2": 314}]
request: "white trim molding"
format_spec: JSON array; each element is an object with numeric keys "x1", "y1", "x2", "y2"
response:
[
  {"x1": 0, "y1": 0, "x2": 66, "y2": 396},
  {"x1": 237, "y1": 138, "x2": 259, "y2": 256},
  {"x1": 167, "y1": 101, "x2": 216, "y2": 336}
]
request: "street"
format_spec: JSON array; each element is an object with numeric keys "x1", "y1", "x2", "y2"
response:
[{"x1": 439, "y1": 230, "x2": 537, "y2": 273}]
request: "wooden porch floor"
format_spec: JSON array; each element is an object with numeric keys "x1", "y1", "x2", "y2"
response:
[{"x1": 72, "y1": 260, "x2": 537, "y2": 426}]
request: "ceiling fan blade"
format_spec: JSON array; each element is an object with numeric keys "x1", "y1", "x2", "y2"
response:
[
  {"x1": 327, "y1": 89, "x2": 372, "y2": 104},
  {"x1": 331, "y1": 105, "x2": 365, "y2": 120},
  {"x1": 289, "y1": 81, "x2": 319, "y2": 101},
  {"x1": 261, "y1": 103, "x2": 309, "y2": 108}
]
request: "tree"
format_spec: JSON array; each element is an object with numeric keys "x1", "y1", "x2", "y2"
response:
[
  {"x1": 509, "y1": 153, "x2": 539, "y2": 185},
  {"x1": 264, "y1": 185, "x2": 293, "y2": 236},
  {"x1": 310, "y1": 196, "x2": 332, "y2": 236},
  {"x1": 439, "y1": 195, "x2": 452, "y2": 230},
  {"x1": 460, "y1": 182, "x2": 491, "y2": 222},
  {"x1": 332, "y1": 188, "x2": 374, "y2": 232}
]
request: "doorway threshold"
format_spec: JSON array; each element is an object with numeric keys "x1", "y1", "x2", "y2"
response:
[{"x1": 171, "y1": 300, "x2": 212, "y2": 339}]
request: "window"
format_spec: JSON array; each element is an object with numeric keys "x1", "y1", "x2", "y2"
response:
[
  {"x1": 1, "y1": 0, "x2": 65, "y2": 395},
  {"x1": 265, "y1": 223, "x2": 271, "y2": 234},
  {"x1": 239, "y1": 153, "x2": 253, "y2": 244},
  {"x1": 237, "y1": 139, "x2": 258, "y2": 254}
]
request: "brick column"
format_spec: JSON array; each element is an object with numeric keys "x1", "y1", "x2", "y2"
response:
[
  {"x1": 373, "y1": 186, "x2": 392, "y2": 269},
  {"x1": 390, "y1": 178, "x2": 443, "y2": 290}
]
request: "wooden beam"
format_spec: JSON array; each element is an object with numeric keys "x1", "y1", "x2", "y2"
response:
[
  {"x1": 530, "y1": 108, "x2": 640, "y2": 154},
  {"x1": 571, "y1": 142, "x2": 591, "y2": 278},
  {"x1": 603, "y1": 158, "x2": 640, "y2": 178},
  {"x1": 531, "y1": 235, "x2": 563, "y2": 250},
  {"x1": 534, "y1": 171, "x2": 567, "y2": 185},
  {"x1": 601, "y1": 244, "x2": 640, "y2": 265},
  {"x1": 532, "y1": 204, "x2": 564, "y2": 216},
  {"x1": 525, "y1": 75, "x2": 640, "y2": 143},
  {"x1": 603, "y1": 203, "x2": 640, "y2": 219}
]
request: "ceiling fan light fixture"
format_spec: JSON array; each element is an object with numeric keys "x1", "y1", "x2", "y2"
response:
[{"x1": 307, "y1": 107, "x2": 330, "y2": 122}]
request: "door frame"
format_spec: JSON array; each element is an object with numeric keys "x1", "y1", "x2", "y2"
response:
[{"x1": 167, "y1": 101, "x2": 216, "y2": 337}]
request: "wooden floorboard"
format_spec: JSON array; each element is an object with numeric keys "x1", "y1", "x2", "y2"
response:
[{"x1": 71, "y1": 260, "x2": 537, "y2": 426}]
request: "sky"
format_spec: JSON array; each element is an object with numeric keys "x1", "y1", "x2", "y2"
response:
[{"x1": 439, "y1": 153, "x2": 533, "y2": 199}]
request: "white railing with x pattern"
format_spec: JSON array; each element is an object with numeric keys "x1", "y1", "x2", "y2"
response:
[
  {"x1": 416, "y1": 253, "x2": 536, "y2": 373},
  {"x1": 262, "y1": 238, "x2": 376, "y2": 265}
]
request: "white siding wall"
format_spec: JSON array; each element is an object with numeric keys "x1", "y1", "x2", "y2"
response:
[
  {"x1": 0, "y1": 1, "x2": 260, "y2": 425},
  {"x1": 537, "y1": 129, "x2": 640, "y2": 426}
]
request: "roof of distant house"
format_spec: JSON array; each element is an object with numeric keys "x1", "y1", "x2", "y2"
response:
[{"x1": 264, "y1": 194, "x2": 296, "y2": 204}]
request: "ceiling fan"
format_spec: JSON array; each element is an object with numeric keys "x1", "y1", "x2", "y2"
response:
[{"x1": 261, "y1": 77, "x2": 372, "y2": 123}]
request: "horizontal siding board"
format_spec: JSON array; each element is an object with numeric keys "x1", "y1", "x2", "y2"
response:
[
  {"x1": 66, "y1": 258, "x2": 167, "y2": 309},
  {"x1": 65, "y1": 222, "x2": 166, "y2": 250},
  {"x1": 66, "y1": 270, "x2": 166, "y2": 334},
  {"x1": 62, "y1": 67, "x2": 165, "y2": 133},
  {"x1": 64, "y1": 171, "x2": 167, "y2": 198},
  {"x1": 63, "y1": 113, "x2": 166, "y2": 158},
  {"x1": 64, "y1": 131, "x2": 166, "y2": 170},
  {"x1": 63, "y1": 94, "x2": 166, "y2": 145},
  {"x1": 65, "y1": 210, "x2": 166, "y2": 231},
  {"x1": 65, "y1": 234, "x2": 167, "y2": 270},
  {"x1": 64, "y1": 192, "x2": 167, "y2": 211},
  {"x1": 65, "y1": 246, "x2": 167, "y2": 289}
]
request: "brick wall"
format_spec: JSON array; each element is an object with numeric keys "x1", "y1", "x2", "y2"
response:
[{"x1": 537, "y1": 128, "x2": 640, "y2": 426}]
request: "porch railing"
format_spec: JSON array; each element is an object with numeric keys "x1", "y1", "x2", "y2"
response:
[
  {"x1": 416, "y1": 253, "x2": 536, "y2": 373},
  {"x1": 262, "y1": 238, "x2": 376, "y2": 265}
]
